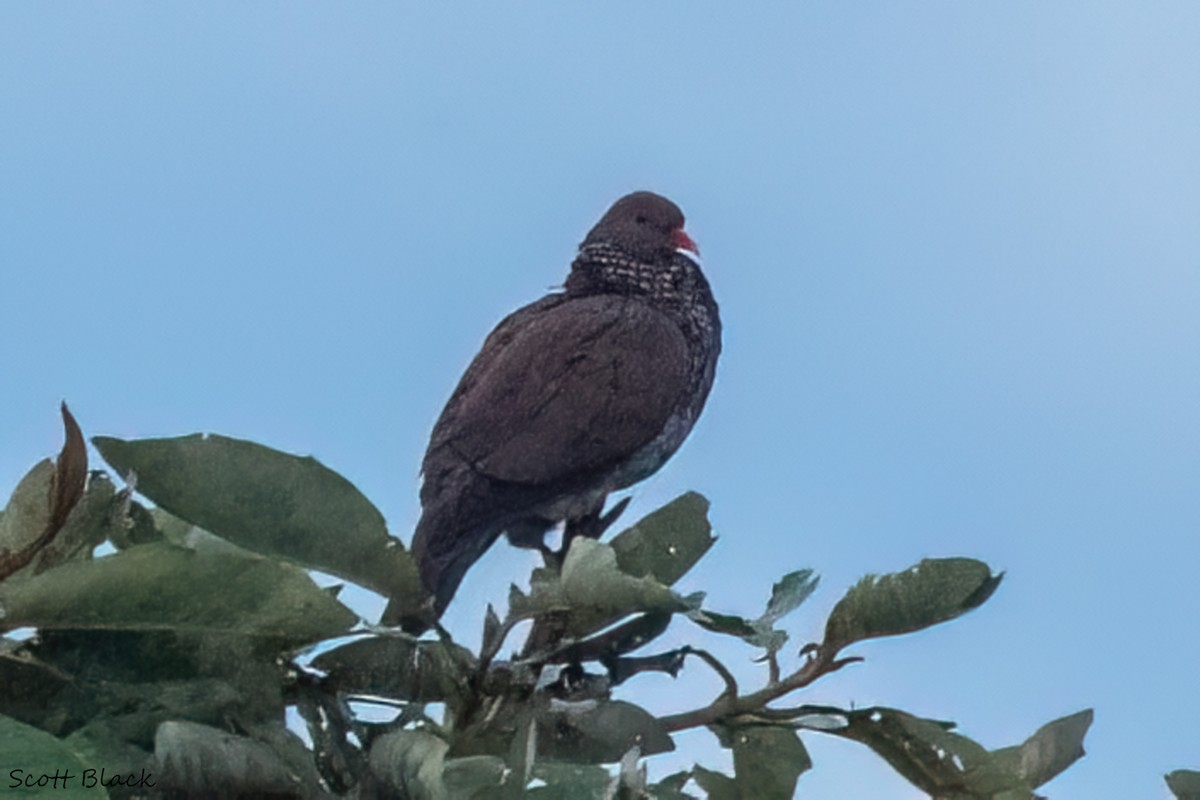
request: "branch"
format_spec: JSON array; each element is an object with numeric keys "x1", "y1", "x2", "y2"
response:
[
  {"x1": 656, "y1": 647, "x2": 861, "y2": 733},
  {"x1": 681, "y1": 646, "x2": 739, "y2": 699}
]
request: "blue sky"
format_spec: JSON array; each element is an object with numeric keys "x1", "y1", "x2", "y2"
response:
[{"x1": 2, "y1": 4, "x2": 1198, "y2": 797}]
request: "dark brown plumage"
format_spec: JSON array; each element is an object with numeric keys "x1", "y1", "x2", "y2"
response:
[{"x1": 404, "y1": 191, "x2": 720, "y2": 627}]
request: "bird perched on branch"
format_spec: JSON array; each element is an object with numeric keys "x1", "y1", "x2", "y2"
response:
[{"x1": 400, "y1": 191, "x2": 720, "y2": 630}]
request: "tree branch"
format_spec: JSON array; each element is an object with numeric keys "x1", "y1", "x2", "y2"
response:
[{"x1": 657, "y1": 647, "x2": 861, "y2": 733}]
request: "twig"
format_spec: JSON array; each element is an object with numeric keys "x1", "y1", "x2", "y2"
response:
[
  {"x1": 657, "y1": 648, "x2": 861, "y2": 733},
  {"x1": 477, "y1": 613, "x2": 526, "y2": 679},
  {"x1": 681, "y1": 646, "x2": 739, "y2": 700},
  {"x1": 767, "y1": 649, "x2": 781, "y2": 685}
]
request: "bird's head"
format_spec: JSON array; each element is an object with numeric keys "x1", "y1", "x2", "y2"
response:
[{"x1": 581, "y1": 191, "x2": 699, "y2": 262}]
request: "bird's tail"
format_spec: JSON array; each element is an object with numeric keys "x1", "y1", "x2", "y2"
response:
[{"x1": 387, "y1": 508, "x2": 502, "y2": 633}]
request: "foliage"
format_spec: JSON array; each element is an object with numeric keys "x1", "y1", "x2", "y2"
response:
[{"x1": 0, "y1": 406, "x2": 1123, "y2": 798}]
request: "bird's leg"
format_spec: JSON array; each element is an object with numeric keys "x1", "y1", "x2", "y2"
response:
[
  {"x1": 558, "y1": 496, "x2": 630, "y2": 556},
  {"x1": 593, "y1": 495, "x2": 631, "y2": 537}
]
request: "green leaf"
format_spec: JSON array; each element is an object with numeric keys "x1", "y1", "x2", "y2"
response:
[
  {"x1": 91, "y1": 434, "x2": 424, "y2": 615},
  {"x1": 991, "y1": 709, "x2": 1093, "y2": 789},
  {"x1": 63, "y1": 719, "x2": 156, "y2": 783},
  {"x1": 442, "y1": 755, "x2": 507, "y2": 799},
  {"x1": 526, "y1": 761, "x2": 613, "y2": 799},
  {"x1": 155, "y1": 720, "x2": 317, "y2": 797},
  {"x1": 511, "y1": 538, "x2": 687, "y2": 638},
  {"x1": 617, "y1": 745, "x2": 648, "y2": 796},
  {"x1": 482, "y1": 603, "x2": 503, "y2": 653},
  {"x1": 0, "y1": 542, "x2": 356, "y2": 647},
  {"x1": 1167, "y1": 770, "x2": 1200, "y2": 799},
  {"x1": 562, "y1": 612, "x2": 673, "y2": 664},
  {"x1": 311, "y1": 634, "x2": 476, "y2": 705},
  {"x1": 687, "y1": 569, "x2": 817, "y2": 656},
  {"x1": 91, "y1": 678, "x2": 245, "y2": 746},
  {"x1": 244, "y1": 722, "x2": 330, "y2": 796},
  {"x1": 147, "y1": 504, "x2": 193, "y2": 545},
  {"x1": 648, "y1": 769, "x2": 696, "y2": 800},
  {"x1": 0, "y1": 713, "x2": 107, "y2": 798},
  {"x1": 823, "y1": 558, "x2": 1001, "y2": 652},
  {"x1": 507, "y1": 715, "x2": 537, "y2": 800},
  {"x1": 831, "y1": 707, "x2": 1027, "y2": 796},
  {"x1": 688, "y1": 608, "x2": 759, "y2": 639},
  {"x1": 0, "y1": 460, "x2": 56, "y2": 562},
  {"x1": 13, "y1": 474, "x2": 118, "y2": 580},
  {"x1": 29, "y1": 628, "x2": 284, "y2": 719},
  {"x1": 763, "y1": 569, "x2": 819, "y2": 623},
  {"x1": 0, "y1": 405, "x2": 89, "y2": 581},
  {"x1": 0, "y1": 644, "x2": 84, "y2": 735},
  {"x1": 718, "y1": 723, "x2": 811, "y2": 799},
  {"x1": 610, "y1": 492, "x2": 715, "y2": 586},
  {"x1": 538, "y1": 699, "x2": 674, "y2": 763},
  {"x1": 109, "y1": 499, "x2": 164, "y2": 549},
  {"x1": 691, "y1": 765, "x2": 738, "y2": 800},
  {"x1": 368, "y1": 729, "x2": 449, "y2": 800}
]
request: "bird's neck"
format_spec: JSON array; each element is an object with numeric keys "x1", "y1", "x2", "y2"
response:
[{"x1": 565, "y1": 242, "x2": 708, "y2": 310}]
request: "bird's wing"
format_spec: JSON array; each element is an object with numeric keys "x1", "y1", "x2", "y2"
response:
[{"x1": 426, "y1": 294, "x2": 690, "y2": 486}]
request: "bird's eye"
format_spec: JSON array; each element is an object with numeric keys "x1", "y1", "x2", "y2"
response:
[{"x1": 635, "y1": 215, "x2": 647, "y2": 224}]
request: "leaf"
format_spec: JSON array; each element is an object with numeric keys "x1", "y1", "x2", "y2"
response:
[
  {"x1": 92, "y1": 433, "x2": 425, "y2": 615},
  {"x1": 312, "y1": 634, "x2": 475, "y2": 705},
  {"x1": 26, "y1": 476, "x2": 120, "y2": 580},
  {"x1": 560, "y1": 612, "x2": 673, "y2": 665},
  {"x1": 482, "y1": 603, "x2": 503, "y2": 654},
  {"x1": 831, "y1": 707, "x2": 1026, "y2": 796},
  {"x1": 823, "y1": 558, "x2": 1001, "y2": 652},
  {"x1": 690, "y1": 765, "x2": 738, "y2": 800},
  {"x1": 511, "y1": 538, "x2": 688, "y2": 638},
  {"x1": 610, "y1": 492, "x2": 715, "y2": 586},
  {"x1": 83, "y1": 678, "x2": 247, "y2": 748},
  {"x1": 368, "y1": 729, "x2": 449, "y2": 800},
  {"x1": 30, "y1": 628, "x2": 283, "y2": 717},
  {"x1": 717, "y1": 723, "x2": 811, "y2": 799},
  {"x1": 244, "y1": 721, "x2": 330, "y2": 796},
  {"x1": 50, "y1": 403, "x2": 88, "y2": 540},
  {"x1": 791, "y1": 711, "x2": 850, "y2": 731},
  {"x1": 762, "y1": 569, "x2": 819, "y2": 624},
  {"x1": 526, "y1": 761, "x2": 613, "y2": 799},
  {"x1": 63, "y1": 719, "x2": 156, "y2": 784},
  {"x1": 0, "y1": 645, "x2": 86, "y2": 735},
  {"x1": 1167, "y1": 770, "x2": 1200, "y2": 799},
  {"x1": 507, "y1": 715, "x2": 536, "y2": 800},
  {"x1": 1, "y1": 469, "x2": 121, "y2": 584},
  {"x1": 108, "y1": 499, "x2": 163, "y2": 549},
  {"x1": 155, "y1": 720, "x2": 317, "y2": 797},
  {"x1": 648, "y1": 769, "x2": 696, "y2": 800},
  {"x1": 0, "y1": 712, "x2": 107, "y2": 798},
  {"x1": 0, "y1": 461, "x2": 57, "y2": 569},
  {"x1": 538, "y1": 699, "x2": 674, "y2": 763},
  {"x1": 147, "y1": 505, "x2": 193, "y2": 545},
  {"x1": 0, "y1": 542, "x2": 356, "y2": 647},
  {"x1": 442, "y1": 755, "x2": 506, "y2": 799},
  {"x1": 991, "y1": 709, "x2": 1093, "y2": 789},
  {"x1": 686, "y1": 569, "x2": 817, "y2": 657},
  {"x1": 0, "y1": 405, "x2": 90, "y2": 581},
  {"x1": 687, "y1": 608, "x2": 759, "y2": 639},
  {"x1": 617, "y1": 745, "x2": 647, "y2": 796}
]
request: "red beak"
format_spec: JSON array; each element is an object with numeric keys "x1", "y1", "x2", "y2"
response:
[{"x1": 672, "y1": 228, "x2": 700, "y2": 257}]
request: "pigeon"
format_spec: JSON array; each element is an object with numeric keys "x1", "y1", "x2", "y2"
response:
[{"x1": 401, "y1": 191, "x2": 720, "y2": 629}]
